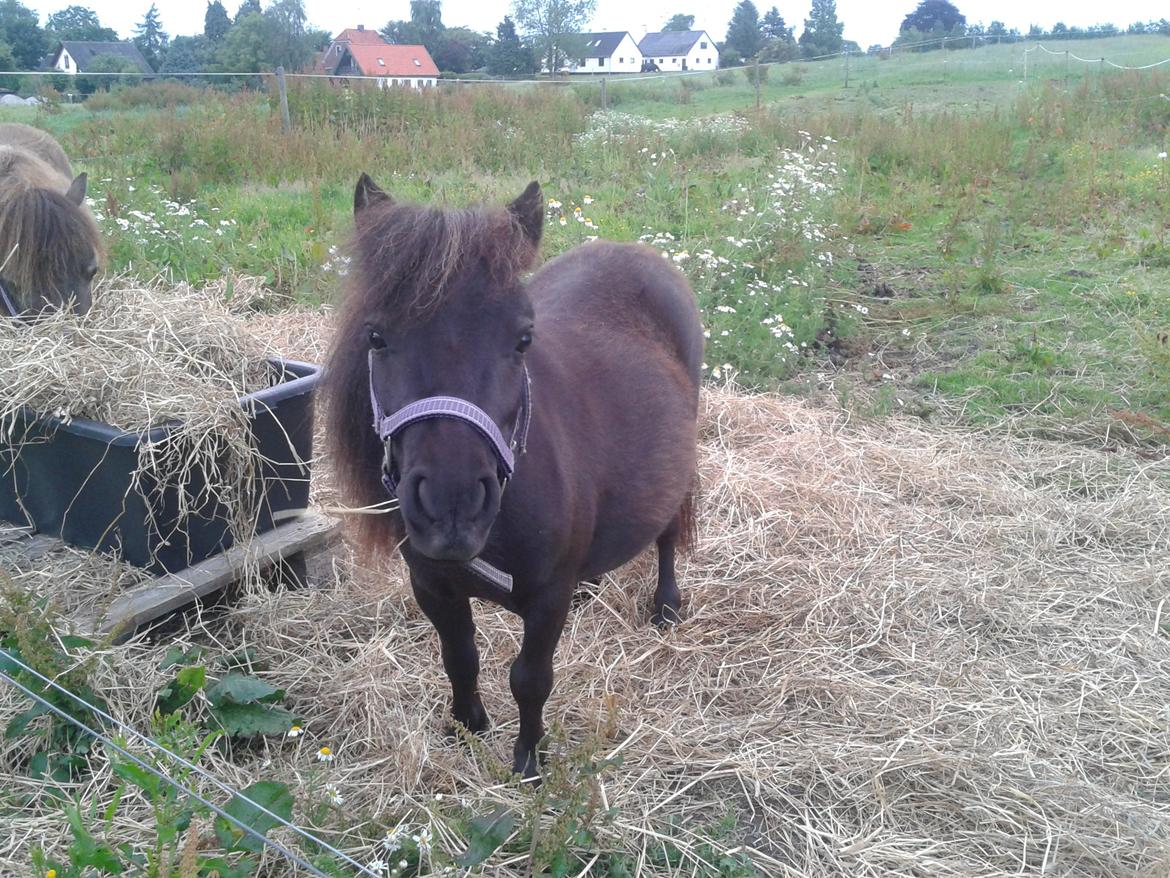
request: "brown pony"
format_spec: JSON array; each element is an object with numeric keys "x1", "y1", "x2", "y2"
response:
[
  {"x1": 327, "y1": 176, "x2": 703, "y2": 779},
  {"x1": 0, "y1": 123, "x2": 101, "y2": 317}
]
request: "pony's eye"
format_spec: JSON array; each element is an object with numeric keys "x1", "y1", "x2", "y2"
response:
[
  {"x1": 84, "y1": 264, "x2": 98, "y2": 281},
  {"x1": 516, "y1": 332, "x2": 533, "y2": 353},
  {"x1": 369, "y1": 330, "x2": 387, "y2": 351}
]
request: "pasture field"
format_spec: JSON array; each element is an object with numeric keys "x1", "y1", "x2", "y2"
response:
[{"x1": 1, "y1": 35, "x2": 1169, "y2": 877}]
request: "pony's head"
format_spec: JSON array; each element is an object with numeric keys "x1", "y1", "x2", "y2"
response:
[
  {"x1": 0, "y1": 153, "x2": 102, "y2": 317},
  {"x1": 328, "y1": 175, "x2": 543, "y2": 562}
]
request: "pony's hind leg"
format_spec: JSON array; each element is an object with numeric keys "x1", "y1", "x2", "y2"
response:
[
  {"x1": 652, "y1": 492, "x2": 696, "y2": 626},
  {"x1": 410, "y1": 576, "x2": 491, "y2": 736}
]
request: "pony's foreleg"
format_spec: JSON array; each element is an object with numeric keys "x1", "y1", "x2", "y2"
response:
[
  {"x1": 510, "y1": 590, "x2": 572, "y2": 780},
  {"x1": 410, "y1": 577, "x2": 490, "y2": 735}
]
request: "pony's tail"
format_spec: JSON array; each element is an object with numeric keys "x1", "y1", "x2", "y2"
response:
[{"x1": 676, "y1": 476, "x2": 699, "y2": 556}]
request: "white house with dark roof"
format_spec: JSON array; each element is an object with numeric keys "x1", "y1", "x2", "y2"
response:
[
  {"x1": 638, "y1": 30, "x2": 718, "y2": 71},
  {"x1": 50, "y1": 41, "x2": 154, "y2": 75},
  {"x1": 566, "y1": 32, "x2": 642, "y2": 74}
]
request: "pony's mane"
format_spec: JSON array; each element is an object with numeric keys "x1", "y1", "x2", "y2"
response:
[
  {"x1": 349, "y1": 199, "x2": 536, "y2": 326},
  {"x1": 326, "y1": 197, "x2": 537, "y2": 554},
  {"x1": 0, "y1": 147, "x2": 102, "y2": 308}
]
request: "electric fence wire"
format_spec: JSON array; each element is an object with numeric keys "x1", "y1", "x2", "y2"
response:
[{"x1": 0, "y1": 647, "x2": 383, "y2": 878}]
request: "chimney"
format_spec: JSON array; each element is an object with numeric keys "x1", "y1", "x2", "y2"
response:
[{"x1": 357, "y1": 24, "x2": 365, "y2": 31}]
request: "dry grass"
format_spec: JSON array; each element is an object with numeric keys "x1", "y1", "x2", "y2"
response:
[
  {"x1": 0, "y1": 280, "x2": 287, "y2": 571},
  {"x1": 1, "y1": 313, "x2": 1168, "y2": 876}
]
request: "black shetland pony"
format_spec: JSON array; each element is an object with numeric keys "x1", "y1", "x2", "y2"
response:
[{"x1": 327, "y1": 176, "x2": 703, "y2": 779}]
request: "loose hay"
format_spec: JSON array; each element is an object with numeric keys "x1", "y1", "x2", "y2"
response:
[
  {"x1": 0, "y1": 279, "x2": 287, "y2": 573},
  {"x1": 2, "y1": 371, "x2": 1169, "y2": 875}
]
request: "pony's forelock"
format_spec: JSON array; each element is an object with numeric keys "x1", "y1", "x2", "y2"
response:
[
  {"x1": 349, "y1": 200, "x2": 536, "y2": 326},
  {"x1": 0, "y1": 178, "x2": 102, "y2": 309}
]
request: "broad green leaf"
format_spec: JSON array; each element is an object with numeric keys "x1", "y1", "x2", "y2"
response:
[
  {"x1": 5, "y1": 700, "x2": 48, "y2": 739},
  {"x1": 213, "y1": 780, "x2": 294, "y2": 853},
  {"x1": 209, "y1": 702, "x2": 297, "y2": 737},
  {"x1": 456, "y1": 807, "x2": 516, "y2": 868},
  {"x1": 59, "y1": 635, "x2": 95, "y2": 650},
  {"x1": 155, "y1": 665, "x2": 206, "y2": 714},
  {"x1": 160, "y1": 644, "x2": 204, "y2": 670},
  {"x1": 206, "y1": 672, "x2": 282, "y2": 707},
  {"x1": 111, "y1": 760, "x2": 160, "y2": 797}
]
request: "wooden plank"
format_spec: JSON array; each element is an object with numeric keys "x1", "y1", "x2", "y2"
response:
[{"x1": 77, "y1": 513, "x2": 340, "y2": 638}]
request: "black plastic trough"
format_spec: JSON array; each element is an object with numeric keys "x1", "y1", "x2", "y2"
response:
[{"x1": 0, "y1": 359, "x2": 321, "y2": 574}]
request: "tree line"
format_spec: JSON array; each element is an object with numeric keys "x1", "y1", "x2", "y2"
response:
[
  {"x1": 3, "y1": 0, "x2": 1169, "y2": 92},
  {"x1": 719, "y1": 0, "x2": 1170, "y2": 65}
]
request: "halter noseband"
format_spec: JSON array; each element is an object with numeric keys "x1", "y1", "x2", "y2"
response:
[{"x1": 369, "y1": 349, "x2": 532, "y2": 497}]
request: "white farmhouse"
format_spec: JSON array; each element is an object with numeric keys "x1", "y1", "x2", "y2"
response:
[
  {"x1": 637, "y1": 30, "x2": 719, "y2": 72},
  {"x1": 567, "y1": 32, "x2": 643, "y2": 74}
]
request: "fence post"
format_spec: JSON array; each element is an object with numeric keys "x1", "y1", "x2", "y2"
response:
[
  {"x1": 600, "y1": 77, "x2": 607, "y2": 110},
  {"x1": 844, "y1": 48, "x2": 850, "y2": 88},
  {"x1": 275, "y1": 66, "x2": 291, "y2": 133},
  {"x1": 754, "y1": 58, "x2": 761, "y2": 109},
  {"x1": 1064, "y1": 50, "x2": 1069, "y2": 88}
]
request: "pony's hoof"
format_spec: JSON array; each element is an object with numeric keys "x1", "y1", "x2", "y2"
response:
[
  {"x1": 650, "y1": 603, "x2": 683, "y2": 628},
  {"x1": 445, "y1": 704, "x2": 491, "y2": 740},
  {"x1": 512, "y1": 753, "x2": 542, "y2": 785}
]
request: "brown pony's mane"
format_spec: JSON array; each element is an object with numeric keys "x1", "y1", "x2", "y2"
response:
[
  {"x1": 0, "y1": 146, "x2": 102, "y2": 309},
  {"x1": 327, "y1": 195, "x2": 538, "y2": 554},
  {"x1": 349, "y1": 199, "x2": 537, "y2": 326}
]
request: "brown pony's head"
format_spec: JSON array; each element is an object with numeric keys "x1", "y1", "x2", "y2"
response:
[
  {"x1": 0, "y1": 147, "x2": 102, "y2": 317},
  {"x1": 327, "y1": 175, "x2": 543, "y2": 562}
]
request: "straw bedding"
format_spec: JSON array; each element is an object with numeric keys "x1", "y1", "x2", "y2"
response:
[
  {"x1": 1, "y1": 309, "x2": 1168, "y2": 876},
  {"x1": 0, "y1": 280, "x2": 283, "y2": 569}
]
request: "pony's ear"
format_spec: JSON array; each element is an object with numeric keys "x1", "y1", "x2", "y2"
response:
[
  {"x1": 354, "y1": 173, "x2": 391, "y2": 216},
  {"x1": 66, "y1": 172, "x2": 87, "y2": 206},
  {"x1": 507, "y1": 181, "x2": 543, "y2": 249}
]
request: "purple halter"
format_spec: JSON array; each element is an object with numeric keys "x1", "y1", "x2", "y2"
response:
[{"x1": 369, "y1": 350, "x2": 532, "y2": 497}]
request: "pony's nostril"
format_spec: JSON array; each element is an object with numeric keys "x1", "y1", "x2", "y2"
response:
[{"x1": 476, "y1": 478, "x2": 490, "y2": 514}]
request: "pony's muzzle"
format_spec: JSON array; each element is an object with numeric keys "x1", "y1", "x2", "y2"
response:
[{"x1": 395, "y1": 457, "x2": 502, "y2": 563}]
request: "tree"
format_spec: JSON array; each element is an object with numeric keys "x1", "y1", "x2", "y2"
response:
[
  {"x1": 133, "y1": 3, "x2": 168, "y2": 70},
  {"x1": 432, "y1": 26, "x2": 491, "y2": 73},
  {"x1": 900, "y1": 0, "x2": 965, "y2": 34},
  {"x1": 46, "y1": 6, "x2": 119, "y2": 42},
  {"x1": 761, "y1": 6, "x2": 791, "y2": 40},
  {"x1": 234, "y1": 0, "x2": 261, "y2": 23},
  {"x1": 214, "y1": 10, "x2": 268, "y2": 72},
  {"x1": 511, "y1": 0, "x2": 597, "y2": 74},
  {"x1": 204, "y1": 0, "x2": 231, "y2": 42},
  {"x1": 663, "y1": 13, "x2": 694, "y2": 31},
  {"x1": 161, "y1": 33, "x2": 210, "y2": 74},
  {"x1": 0, "y1": 0, "x2": 46, "y2": 69},
  {"x1": 487, "y1": 15, "x2": 536, "y2": 75},
  {"x1": 80, "y1": 52, "x2": 142, "y2": 92},
  {"x1": 798, "y1": 0, "x2": 844, "y2": 58},
  {"x1": 725, "y1": 1, "x2": 762, "y2": 59},
  {"x1": 264, "y1": 0, "x2": 310, "y2": 70}
]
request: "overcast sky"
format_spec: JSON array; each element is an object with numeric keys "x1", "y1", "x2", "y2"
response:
[{"x1": 25, "y1": 0, "x2": 1170, "y2": 48}]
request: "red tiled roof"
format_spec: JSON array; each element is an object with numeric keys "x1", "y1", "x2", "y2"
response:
[
  {"x1": 347, "y1": 44, "x2": 439, "y2": 78},
  {"x1": 333, "y1": 28, "x2": 388, "y2": 46}
]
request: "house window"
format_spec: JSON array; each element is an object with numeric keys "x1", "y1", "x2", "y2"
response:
[
  {"x1": 63, "y1": 56, "x2": 70, "y2": 70},
  {"x1": 700, "y1": 41, "x2": 707, "y2": 49},
  {"x1": 579, "y1": 58, "x2": 585, "y2": 67},
  {"x1": 658, "y1": 58, "x2": 663, "y2": 63},
  {"x1": 596, "y1": 56, "x2": 604, "y2": 62},
  {"x1": 618, "y1": 57, "x2": 623, "y2": 63}
]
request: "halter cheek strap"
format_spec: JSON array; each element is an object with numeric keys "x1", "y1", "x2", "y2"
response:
[{"x1": 369, "y1": 349, "x2": 532, "y2": 497}]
